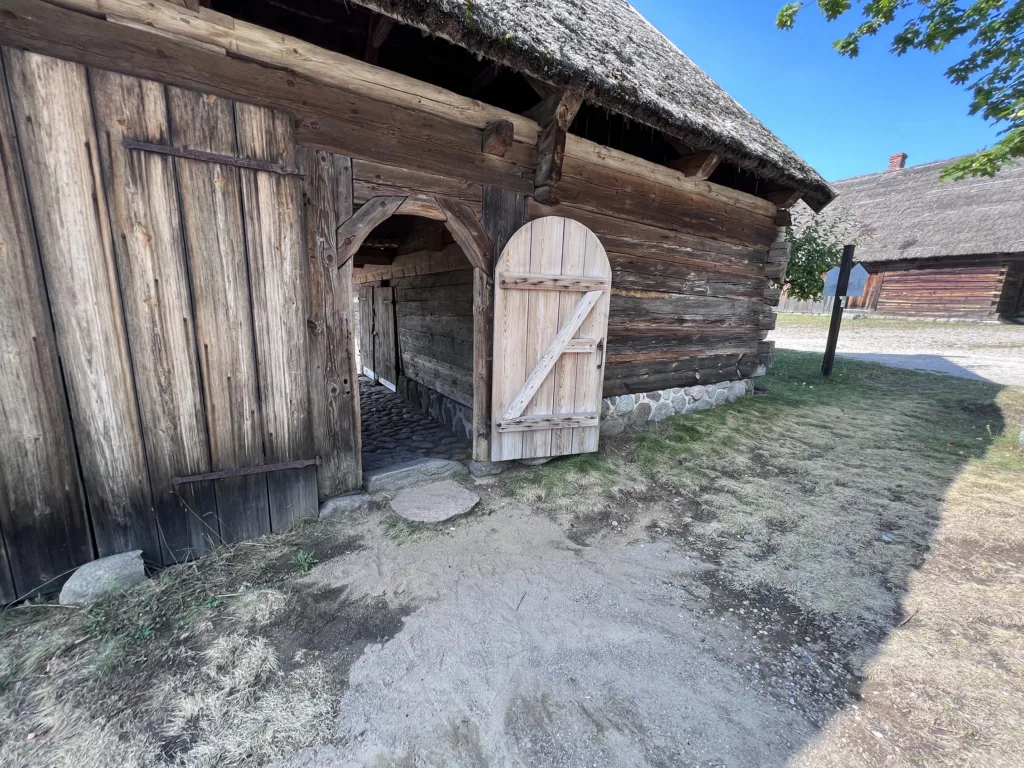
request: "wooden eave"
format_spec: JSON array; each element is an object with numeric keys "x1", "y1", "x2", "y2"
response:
[{"x1": 1, "y1": 0, "x2": 781, "y2": 224}]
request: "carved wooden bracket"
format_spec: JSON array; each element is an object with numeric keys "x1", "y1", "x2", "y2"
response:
[{"x1": 335, "y1": 194, "x2": 495, "y2": 277}]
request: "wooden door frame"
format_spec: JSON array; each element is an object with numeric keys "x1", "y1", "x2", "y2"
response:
[{"x1": 338, "y1": 194, "x2": 495, "y2": 461}]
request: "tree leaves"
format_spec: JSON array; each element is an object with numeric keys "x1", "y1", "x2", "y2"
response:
[
  {"x1": 784, "y1": 215, "x2": 850, "y2": 301},
  {"x1": 777, "y1": 0, "x2": 1024, "y2": 177}
]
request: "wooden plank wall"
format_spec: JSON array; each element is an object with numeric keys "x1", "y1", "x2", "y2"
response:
[
  {"x1": 875, "y1": 260, "x2": 1010, "y2": 320},
  {"x1": 0, "y1": 46, "x2": 325, "y2": 599},
  {"x1": 394, "y1": 270, "x2": 476, "y2": 407}
]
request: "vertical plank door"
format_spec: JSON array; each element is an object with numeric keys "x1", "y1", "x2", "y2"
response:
[
  {"x1": 0, "y1": 51, "x2": 92, "y2": 600},
  {"x1": 373, "y1": 285, "x2": 398, "y2": 391},
  {"x1": 5, "y1": 49, "x2": 159, "y2": 560},
  {"x1": 168, "y1": 86, "x2": 270, "y2": 544},
  {"x1": 491, "y1": 217, "x2": 611, "y2": 461},
  {"x1": 234, "y1": 102, "x2": 317, "y2": 530},
  {"x1": 90, "y1": 69, "x2": 219, "y2": 562}
]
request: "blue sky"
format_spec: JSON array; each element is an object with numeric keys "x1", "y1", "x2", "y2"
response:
[{"x1": 630, "y1": 0, "x2": 1002, "y2": 182}]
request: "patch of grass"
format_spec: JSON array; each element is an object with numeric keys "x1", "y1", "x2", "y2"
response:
[
  {"x1": 0, "y1": 518, "x2": 362, "y2": 768},
  {"x1": 289, "y1": 551, "x2": 318, "y2": 573}
]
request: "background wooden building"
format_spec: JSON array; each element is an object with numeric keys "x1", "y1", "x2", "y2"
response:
[
  {"x1": 825, "y1": 154, "x2": 1024, "y2": 320},
  {"x1": 0, "y1": 0, "x2": 834, "y2": 601}
]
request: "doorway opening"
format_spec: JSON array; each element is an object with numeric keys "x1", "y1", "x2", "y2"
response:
[{"x1": 354, "y1": 215, "x2": 475, "y2": 472}]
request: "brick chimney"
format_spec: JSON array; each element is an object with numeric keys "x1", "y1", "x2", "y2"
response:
[{"x1": 887, "y1": 152, "x2": 908, "y2": 172}]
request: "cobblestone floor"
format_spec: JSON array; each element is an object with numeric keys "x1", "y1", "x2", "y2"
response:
[{"x1": 360, "y1": 378, "x2": 471, "y2": 472}]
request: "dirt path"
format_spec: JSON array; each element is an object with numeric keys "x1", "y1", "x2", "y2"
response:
[
  {"x1": 285, "y1": 503, "x2": 816, "y2": 768},
  {"x1": 769, "y1": 315, "x2": 1024, "y2": 385}
]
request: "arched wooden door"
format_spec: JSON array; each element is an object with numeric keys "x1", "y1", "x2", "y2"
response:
[{"x1": 491, "y1": 217, "x2": 611, "y2": 461}]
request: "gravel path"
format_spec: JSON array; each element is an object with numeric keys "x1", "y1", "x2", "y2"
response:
[{"x1": 769, "y1": 316, "x2": 1024, "y2": 386}]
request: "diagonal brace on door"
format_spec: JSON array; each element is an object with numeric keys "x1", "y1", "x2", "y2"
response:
[{"x1": 502, "y1": 290, "x2": 603, "y2": 420}]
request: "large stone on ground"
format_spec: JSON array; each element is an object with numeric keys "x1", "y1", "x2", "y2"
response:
[
  {"x1": 518, "y1": 457, "x2": 552, "y2": 466},
  {"x1": 59, "y1": 550, "x2": 146, "y2": 605},
  {"x1": 364, "y1": 458, "x2": 468, "y2": 495},
  {"x1": 320, "y1": 491, "x2": 371, "y2": 518},
  {"x1": 390, "y1": 480, "x2": 479, "y2": 523},
  {"x1": 467, "y1": 460, "x2": 508, "y2": 477}
]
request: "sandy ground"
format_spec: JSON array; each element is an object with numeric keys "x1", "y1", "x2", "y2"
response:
[
  {"x1": 284, "y1": 502, "x2": 816, "y2": 768},
  {"x1": 769, "y1": 315, "x2": 1024, "y2": 386}
]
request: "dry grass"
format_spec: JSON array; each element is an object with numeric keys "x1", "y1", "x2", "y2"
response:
[
  {"x1": 0, "y1": 520, "x2": 363, "y2": 768},
  {"x1": 501, "y1": 350, "x2": 1024, "y2": 765}
]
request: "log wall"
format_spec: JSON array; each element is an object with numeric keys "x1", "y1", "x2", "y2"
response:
[{"x1": 872, "y1": 258, "x2": 1012, "y2": 320}]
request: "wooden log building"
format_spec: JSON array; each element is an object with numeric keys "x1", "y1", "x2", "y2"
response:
[
  {"x1": 828, "y1": 154, "x2": 1024, "y2": 320},
  {"x1": 0, "y1": 0, "x2": 835, "y2": 601}
]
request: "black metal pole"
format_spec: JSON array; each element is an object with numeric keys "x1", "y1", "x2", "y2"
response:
[{"x1": 822, "y1": 244, "x2": 856, "y2": 376}]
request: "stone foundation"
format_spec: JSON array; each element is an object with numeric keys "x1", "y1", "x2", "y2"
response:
[
  {"x1": 599, "y1": 379, "x2": 754, "y2": 436},
  {"x1": 397, "y1": 375, "x2": 474, "y2": 441}
]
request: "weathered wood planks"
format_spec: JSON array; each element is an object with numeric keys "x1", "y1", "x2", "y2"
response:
[
  {"x1": 0, "y1": 52, "x2": 92, "y2": 599},
  {"x1": 91, "y1": 68, "x2": 219, "y2": 561},
  {"x1": 235, "y1": 102, "x2": 318, "y2": 530},
  {"x1": 300, "y1": 148, "x2": 362, "y2": 499},
  {"x1": 491, "y1": 217, "x2": 610, "y2": 460},
  {"x1": 168, "y1": 86, "x2": 270, "y2": 543},
  {"x1": 5, "y1": 49, "x2": 159, "y2": 559},
  {"x1": 373, "y1": 285, "x2": 398, "y2": 389}
]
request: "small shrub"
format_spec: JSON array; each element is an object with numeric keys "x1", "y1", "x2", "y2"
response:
[{"x1": 289, "y1": 551, "x2": 318, "y2": 573}]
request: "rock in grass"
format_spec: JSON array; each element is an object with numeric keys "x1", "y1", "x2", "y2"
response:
[
  {"x1": 466, "y1": 460, "x2": 508, "y2": 477},
  {"x1": 59, "y1": 550, "x2": 146, "y2": 605},
  {"x1": 389, "y1": 480, "x2": 479, "y2": 524}
]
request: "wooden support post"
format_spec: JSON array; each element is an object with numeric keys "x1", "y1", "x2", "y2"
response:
[
  {"x1": 668, "y1": 150, "x2": 721, "y2": 180},
  {"x1": 365, "y1": 15, "x2": 394, "y2": 65},
  {"x1": 765, "y1": 188, "x2": 803, "y2": 208},
  {"x1": 300, "y1": 148, "x2": 362, "y2": 499},
  {"x1": 532, "y1": 89, "x2": 583, "y2": 203},
  {"x1": 475, "y1": 186, "x2": 526, "y2": 461},
  {"x1": 822, "y1": 245, "x2": 855, "y2": 377},
  {"x1": 481, "y1": 119, "x2": 514, "y2": 157}
]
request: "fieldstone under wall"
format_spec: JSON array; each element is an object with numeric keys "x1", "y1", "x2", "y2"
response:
[
  {"x1": 599, "y1": 379, "x2": 754, "y2": 436},
  {"x1": 397, "y1": 375, "x2": 474, "y2": 441}
]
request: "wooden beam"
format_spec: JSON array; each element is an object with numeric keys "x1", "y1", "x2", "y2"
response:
[
  {"x1": 365, "y1": 15, "x2": 394, "y2": 65},
  {"x1": 668, "y1": 150, "x2": 721, "y2": 180},
  {"x1": 436, "y1": 196, "x2": 494, "y2": 277},
  {"x1": 532, "y1": 90, "x2": 583, "y2": 198},
  {"x1": 353, "y1": 250, "x2": 395, "y2": 266},
  {"x1": 774, "y1": 208, "x2": 793, "y2": 227},
  {"x1": 396, "y1": 193, "x2": 446, "y2": 220},
  {"x1": 496, "y1": 413, "x2": 599, "y2": 432},
  {"x1": 498, "y1": 273, "x2": 610, "y2": 292},
  {"x1": 524, "y1": 88, "x2": 582, "y2": 128},
  {"x1": 469, "y1": 62, "x2": 500, "y2": 95},
  {"x1": 764, "y1": 188, "x2": 803, "y2": 208},
  {"x1": 336, "y1": 196, "x2": 406, "y2": 267},
  {"x1": 481, "y1": 119, "x2": 514, "y2": 157}
]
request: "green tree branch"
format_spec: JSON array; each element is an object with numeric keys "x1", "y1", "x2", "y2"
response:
[{"x1": 777, "y1": 1, "x2": 1024, "y2": 179}]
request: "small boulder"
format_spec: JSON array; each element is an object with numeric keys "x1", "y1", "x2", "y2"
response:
[
  {"x1": 59, "y1": 551, "x2": 146, "y2": 605},
  {"x1": 600, "y1": 418, "x2": 625, "y2": 437},
  {"x1": 390, "y1": 480, "x2": 479, "y2": 524},
  {"x1": 467, "y1": 460, "x2": 508, "y2": 477},
  {"x1": 518, "y1": 457, "x2": 552, "y2": 466},
  {"x1": 320, "y1": 491, "x2": 371, "y2": 518}
]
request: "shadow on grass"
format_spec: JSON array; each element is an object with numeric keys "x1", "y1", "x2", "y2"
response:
[{"x1": 504, "y1": 349, "x2": 1024, "y2": 763}]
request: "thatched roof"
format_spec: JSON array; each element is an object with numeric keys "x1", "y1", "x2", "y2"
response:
[
  {"x1": 352, "y1": 0, "x2": 836, "y2": 210},
  {"x1": 824, "y1": 157, "x2": 1024, "y2": 263}
]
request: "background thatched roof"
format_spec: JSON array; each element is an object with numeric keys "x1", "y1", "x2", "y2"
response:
[
  {"x1": 820, "y1": 158, "x2": 1024, "y2": 263},
  {"x1": 352, "y1": 0, "x2": 835, "y2": 210}
]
